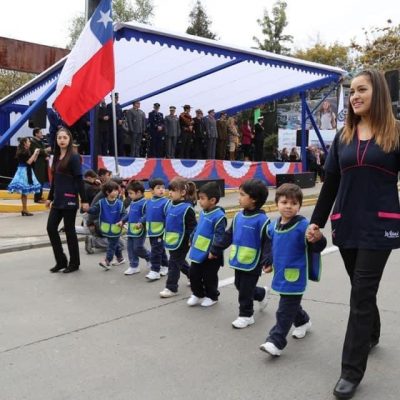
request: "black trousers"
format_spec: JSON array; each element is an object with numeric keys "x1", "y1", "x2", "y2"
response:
[
  {"x1": 339, "y1": 248, "x2": 391, "y2": 383},
  {"x1": 166, "y1": 245, "x2": 190, "y2": 292},
  {"x1": 180, "y1": 131, "x2": 193, "y2": 159},
  {"x1": 190, "y1": 259, "x2": 220, "y2": 300},
  {"x1": 234, "y1": 270, "x2": 266, "y2": 317},
  {"x1": 267, "y1": 294, "x2": 309, "y2": 349},
  {"x1": 47, "y1": 208, "x2": 80, "y2": 268}
]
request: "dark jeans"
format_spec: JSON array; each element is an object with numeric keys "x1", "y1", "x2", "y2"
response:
[
  {"x1": 131, "y1": 132, "x2": 143, "y2": 157},
  {"x1": 254, "y1": 140, "x2": 264, "y2": 161},
  {"x1": 180, "y1": 131, "x2": 193, "y2": 159},
  {"x1": 234, "y1": 270, "x2": 266, "y2": 317},
  {"x1": 149, "y1": 133, "x2": 165, "y2": 158},
  {"x1": 106, "y1": 236, "x2": 123, "y2": 262},
  {"x1": 47, "y1": 208, "x2": 79, "y2": 267},
  {"x1": 267, "y1": 294, "x2": 309, "y2": 350},
  {"x1": 127, "y1": 236, "x2": 150, "y2": 268},
  {"x1": 149, "y1": 236, "x2": 168, "y2": 272},
  {"x1": 166, "y1": 245, "x2": 190, "y2": 292},
  {"x1": 190, "y1": 258, "x2": 220, "y2": 300},
  {"x1": 339, "y1": 248, "x2": 391, "y2": 383}
]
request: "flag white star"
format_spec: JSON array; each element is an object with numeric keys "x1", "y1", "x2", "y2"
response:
[{"x1": 97, "y1": 9, "x2": 112, "y2": 28}]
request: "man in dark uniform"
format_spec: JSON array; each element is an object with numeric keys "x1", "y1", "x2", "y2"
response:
[
  {"x1": 254, "y1": 116, "x2": 265, "y2": 161},
  {"x1": 148, "y1": 103, "x2": 165, "y2": 158},
  {"x1": 97, "y1": 99, "x2": 110, "y2": 155},
  {"x1": 106, "y1": 92, "x2": 124, "y2": 156}
]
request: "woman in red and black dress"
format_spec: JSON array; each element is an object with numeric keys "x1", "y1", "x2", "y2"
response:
[{"x1": 308, "y1": 69, "x2": 400, "y2": 399}]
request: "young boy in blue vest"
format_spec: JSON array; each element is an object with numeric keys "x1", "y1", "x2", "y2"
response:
[
  {"x1": 145, "y1": 178, "x2": 170, "y2": 281},
  {"x1": 119, "y1": 180, "x2": 151, "y2": 275},
  {"x1": 210, "y1": 178, "x2": 271, "y2": 328},
  {"x1": 87, "y1": 180, "x2": 127, "y2": 270},
  {"x1": 187, "y1": 182, "x2": 227, "y2": 307},
  {"x1": 259, "y1": 183, "x2": 326, "y2": 356}
]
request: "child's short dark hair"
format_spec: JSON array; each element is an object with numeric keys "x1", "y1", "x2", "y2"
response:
[
  {"x1": 102, "y1": 180, "x2": 120, "y2": 196},
  {"x1": 198, "y1": 182, "x2": 221, "y2": 203},
  {"x1": 239, "y1": 179, "x2": 268, "y2": 209},
  {"x1": 275, "y1": 183, "x2": 303, "y2": 206},
  {"x1": 149, "y1": 178, "x2": 165, "y2": 189},
  {"x1": 98, "y1": 168, "x2": 111, "y2": 177},
  {"x1": 126, "y1": 180, "x2": 145, "y2": 193},
  {"x1": 84, "y1": 169, "x2": 97, "y2": 178}
]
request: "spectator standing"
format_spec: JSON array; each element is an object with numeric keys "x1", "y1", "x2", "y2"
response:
[
  {"x1": 240, "y1": 120, "x2": 253, "y2": 161},
  {"x1": 204, "y1": 109, "x2": 218, "y2": 160},
  {"x1": 126, "y1": 100, "x2": 146, "y2": 158},
  {"x1": 227, "y1": 117, "x2": 240, "y2": 160},
  {"x1": 97, "y1": 99, "x2": 110, "y2": 155},
  {"x1": 30, "y1": 127, "x2": 51, "y2": 203},
  {"x1": 289, "y1": 147, "x2": 300, "y2": 162},
  {"x1": 164, "y1": 106, "x2": 180, "y2": 159},
  {"x1": 106, "y1": 92, "x2": 124, "y2": 156},
  {"x1": 253, "y1": 116, "x2": 265, "y2": 161},
  {"x1": 192, "y1": 109, "x2": 207, "y2": 159},
  {"x1": 280, "y1": 147, "x2": 290, "y2": 162},
  {"x1": 179, "y1": 105, "x2": 194, "y2": 159},
  {"x1": 216, "y1": 112, "x2": 229, "y2": 159},
  {"x1": 148, "y1": 103, "x2": 165, "y2": 158}
]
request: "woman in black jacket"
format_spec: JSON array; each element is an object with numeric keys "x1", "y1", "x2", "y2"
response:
[{"x1": 46, "y1": 128, "x2": 88, "y2": 273}]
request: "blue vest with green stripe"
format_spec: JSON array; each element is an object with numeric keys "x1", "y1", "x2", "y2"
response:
[
  {"x1": 189, "y1": 207, "x2": 226, "y2": 263},
  {"x1": 99, "y1": 198, "x2": 124, "y2": 238},
  {"x1": 164, "y1": 202, "x2": 193, "y2": 251},
  {"x1": 127, "y1": 197, "x2": 146, "y2": 237},
  {"x1": 268, "y1": 218, "x2": 317, "y2": 294},
  {"x1": 229, "y1": 211, "x2": 269, "y2": 271},
  {"x1": 146, "y1": 196, "x2": 170, "y2": 237}
]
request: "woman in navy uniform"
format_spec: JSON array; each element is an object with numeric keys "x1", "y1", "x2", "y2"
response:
[{"x1": 308, "y1": 69, "x2": 400, "y2": 399}]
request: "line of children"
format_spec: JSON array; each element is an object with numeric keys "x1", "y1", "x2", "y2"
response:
[
  {"x1": 210, "y1": 179, "x2": 271, "y2": 328},
  {"x1": 159, "y1": 177, "x2": 197, "y2": 298},
  {"x1": 187, "y1": 182, "x2": 227, "y2": 307},
  {"x1": 120, "y1": 180, "x2": 151, "y2": 275},
  {"x1": 87, "y1": 180, "x2": 127, "y2": 270},
  {"x1": 259, "y1": 183, "x2": 326, "y2": 356}
]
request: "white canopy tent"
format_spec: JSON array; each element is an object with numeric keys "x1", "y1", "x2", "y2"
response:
[{"x1": 0, "y1": 21, "x2": 345, "y2": 149}]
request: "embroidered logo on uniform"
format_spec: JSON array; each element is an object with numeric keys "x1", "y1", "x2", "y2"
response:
[{"x1": 384, "y1": 230, "x2": 399, "y2": 239}]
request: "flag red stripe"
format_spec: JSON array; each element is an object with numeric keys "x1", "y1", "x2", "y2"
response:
[{"x1": 54, "y1": 39, "x2": 114, "y2": 126}]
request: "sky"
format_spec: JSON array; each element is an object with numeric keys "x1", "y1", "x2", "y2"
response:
[{"x1": 0, "y1": 0, "x2": 397, "y2": 51}]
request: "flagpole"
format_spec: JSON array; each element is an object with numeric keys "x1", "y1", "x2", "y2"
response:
[{"x1": 111, "y1": 90, "x2": 120, "y2": 175}]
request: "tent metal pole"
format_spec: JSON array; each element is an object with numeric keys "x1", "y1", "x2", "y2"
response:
[
  {"x1": 300, "y1": 92, "x2": 307, "y2": 172},
  {"x1": 305, "y1": 102, "x2": 328, "y2": 154}
]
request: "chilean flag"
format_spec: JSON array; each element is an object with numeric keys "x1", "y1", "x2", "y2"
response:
[{"x1": 54, "y1": 0, "x2": 114, "y2": 126}]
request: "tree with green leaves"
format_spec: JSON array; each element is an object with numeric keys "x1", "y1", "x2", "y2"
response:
[
  {"x1": 0, "y1": 70, "x2": 35, "y2": 99},
  {"x1": 186, "y1": 0, "x2": 217, "y2": 40},
  {"x1": 67, "y1": 0, "x2": 154, "y2": 49},
  {"x1": 253, "y1": 0, "x2": 293, "y2": 55},
  {"x1": 293, "y1": 41, "x2": 353, "y2": 71},
  {"x1": 350, "y1": 20, "x2": 400, "y2": 72}
]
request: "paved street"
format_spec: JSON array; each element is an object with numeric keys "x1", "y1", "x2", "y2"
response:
[{"x1": 1, "y1": 206, "x2": 399, "y2": 400}]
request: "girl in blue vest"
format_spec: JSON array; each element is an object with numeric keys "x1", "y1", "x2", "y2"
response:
[
  {"x1": 159, "y1": 177, "x2": 197, "y2": 298},
  {"x1": 120, "y1": 180, "x2": 150, "y2": 275},
  {"x1": 259, "y1": 183, "x2": 326, "y2": 357},
  {"x1": 210, "y1": 179, "x2": 271, "y2": 329},
  {"x1": 87, "y1": 180, "x2": 127, "y2": 270},
  {"x1": 145, "y1": 178, "x2": 170, "y2": 281},
  {"x1": 187, "y1": 182, "x2": 227, "y2": 307}
]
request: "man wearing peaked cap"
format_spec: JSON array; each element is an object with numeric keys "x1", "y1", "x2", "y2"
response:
[
  {"x1": 179, "y1": 104, "x2": 194, "y2": 158},
  {"x1": 183, "y1": 104, "x2": 191, "y2": 110},
  {"x1": 148, "y1": 102, "x2": 165, "y2": 157},
  {"x1": 165, "y1": 106, "x2": 180, "y2": 158}
]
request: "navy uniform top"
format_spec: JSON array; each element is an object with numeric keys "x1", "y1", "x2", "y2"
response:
[{"x1": 311, "y1": 130, "x2": 400, "y2": 250}]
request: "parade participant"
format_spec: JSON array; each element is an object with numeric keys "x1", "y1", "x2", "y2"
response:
[
  {"x1": 148, "y1": 103, "x2": 165, "y2": 158},
  {"x1": 8, "y1": 137, "x2": 41, "y2": 216},
  {"x1": 210, "y1": 179, "x2": 271, "y2": 328},
  {"x1": 87, "y1": 180, "x2": 126, "y2": 270},
  {"x1": 187, "y1": 182, "x2": 226, "y2": 307},
  {"x1": 120, "y1": 180, "x2": 151, "y2": 275},
  {"x1": 30, "y1": 127, "x2": 51, "y2": 203},
  {"x1": 164, "y1": 106, "x2": 180, "y2": 159},
  {"x1": 159, "y1": 177, "x2": 197, "y2": 298},
  {"x1": 145, "y1": 178, "x2": 170, "y2": 280},
  {"x1": 307, "y1": 69, "x2": 400, "y2": 399},
  {"x1": 179, "y1": 105, "x2": 194, "y2": 159},
  {"x1": 259, "y1": 184, "x2": 326, "y2": 357},
  {"x1": 126, "y1": 100, "x2": 146, "y2": 158},
  {"x1": 46, "y1": 128, "x2": 89, "y2": 273}
]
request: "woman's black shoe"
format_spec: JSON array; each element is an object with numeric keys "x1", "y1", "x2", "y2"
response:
[
  {"x1": 21, "y1": 211, "x2": 34, "y2": 216},
  {"x1": 63, "y1": 265, "x2": 79, "y2": 273},
  {"x1": 49, "y1": 264, "x2": 67, "y2": 273},
  {"x1": 333, "y1": 378, "x2": 359, "y2": 399}
]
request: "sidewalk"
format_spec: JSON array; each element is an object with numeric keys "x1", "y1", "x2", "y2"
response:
[{"x1": 0, "y1": 184, "x2": 324, "y2": 254}]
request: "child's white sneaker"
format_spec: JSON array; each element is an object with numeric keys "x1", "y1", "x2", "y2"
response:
[
  {"x1": 292, "y1": 321, "x2": 312, "y2": 339},
  {"x1": 187, "y1": 295, "x2": 203, "y2": 306},
  {"x1": 259, "y1": 341, "x2": 282, "y2": 356},
  {"x1": 259, "y1": 286, "x2": 270, "y2": 312},
  {"x1": 160, "y1": 266, "x2": 169, "y2": 276},
  {"x1": 146, "y1": 270, "x2": 161, "y2": 281},
  {"x1": 160, "y1": 288, "x2": 178, "y2": 298},
  {"x1": 232, "y1": 316, "x2": 255, "y2": 329},
  {"x1": 112, "y1": 257, "x2": 125, "y2": 266},
  {"x1": 201, "y1": 297, "x2": 217, "y2": 307},
  {"x1": 124, "y1": 266, "x2": 140, "y2": 275}
]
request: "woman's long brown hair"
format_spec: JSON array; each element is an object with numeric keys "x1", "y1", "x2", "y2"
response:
[
  {"x1": 51, "y1": 127, "x2": 74, "y2": 173},
  {"x1": 341, "y1": 69, "x2": 399, "y2": 152}
]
